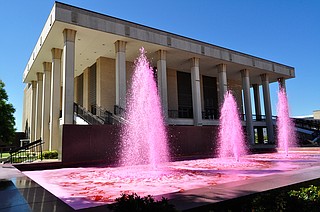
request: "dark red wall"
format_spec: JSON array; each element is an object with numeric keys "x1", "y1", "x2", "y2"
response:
[{"x1": 62, "y1": 125, "x2": 218, "y2": 166}]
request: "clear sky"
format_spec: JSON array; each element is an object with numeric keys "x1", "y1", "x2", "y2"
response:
[{"x1": 0, "y1": 0, "x2": 319, "y2": 131}]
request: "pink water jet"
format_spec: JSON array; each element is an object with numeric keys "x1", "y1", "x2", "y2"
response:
[
  {"x1": 119, "y1": 47, "x2": 170, "y2": 169},
  {"x1": 277, "y1": 88, "x2": 296, "y2": 156},
  {"x1": 217, "y1": 91, "x2": 247, "y2": 161}
]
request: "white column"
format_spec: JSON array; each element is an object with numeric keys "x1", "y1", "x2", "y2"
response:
[
  {"x1": 35, "y1": 72, "x2": 43, "y2": 140},
  {"x1": 41, "y1": 62, "x2": 51, "y2": 151},
  {"x1": 115, "y1": 40, "x2": 127, "y2": 109},
  {"x1": 62, "y1": 29, "x2": 76, "y2": 124},
  {"x1": 261, "y1": 73, "x2": 274, "y2": 143},
  {"x1": 217, "y1": 63, "x2": 227, "y2": 106},
  {"x1": 50, "y1": 48, "x2": 62, "y2": 151},
  {"x1": 157, "y1": 50, "x2": 168, "y2": 121},
  {"x1": 191, "y1": 57, "x2": 202, "y2": 126},
  {"x1": 30, "y1": 81, "x2": 37, "y2": 142},
  {"x1": 241, "y1": 69, "x2": 254, "y2": 145}
]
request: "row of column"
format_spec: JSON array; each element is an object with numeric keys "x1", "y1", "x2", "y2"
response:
[
  {"x1": 28, "y1": 29, "x2": 281, "y2": 148},
  {"x1": 190, "y1": 61, "x2": 280, "y2": 145},
  {"x1": 112, "y1": 48, "x2": 278, "y2": 145},
  {"x1": 29, "y1": 29, "x2": 76, "y2": 151},
  {"x1": 28, "y1": 35, "x2": 157, "y2": 151}
]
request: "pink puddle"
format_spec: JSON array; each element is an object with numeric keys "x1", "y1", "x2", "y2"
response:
[{"x1": 23, "y1": 149, "x2": 320, "y2": 210}]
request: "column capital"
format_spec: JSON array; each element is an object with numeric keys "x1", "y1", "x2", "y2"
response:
[
  {"x1": 114, "y1": 40, "x2": 127, "y2": 53},
  {"x1": 241, "y1": 69, "x2": 250, "y2": 78},
  {"x1": 43, "y1": 62, "x2": 52, "y2": 72},
  {"x1": 191, "y1": 57, "x2": 200, "y2": 67},
  {"x1": 157, "y1": 50, "x2": 166, "y2": 60},
  {"x1": 217, "y1": 63, "x2": 227, "y2": 73},
  {"x1": 51, "y1": 48, "x2": 63, "y2": 60},
  {"x1": 31, "y1": 80, "x2": 37, "y2": 88},
  {"x1": 260, "y1": 73, "x2": 269, "y2": 82},
  {"x1": 63, "y1": 28, "x2": 77, "y2": 43},
  {"x1": 36, "y1": 72, "x2": 43, "y2": 81}
]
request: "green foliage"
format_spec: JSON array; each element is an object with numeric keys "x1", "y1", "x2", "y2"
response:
[
  {"x1": 287, "y1": 185, "x2": 320, "y2": 211},
  {"x1": 109, "y1": 193, "x2": 177, "y2": 212},
  {"x1": 42, "y1": 150, "x2": 58, "y2": 159},
  {"x1": 250, "y1": 185, "x2": 320, "y2": 212},
  {"x1": 251, "y1": 190, "x2": 287, "y2": 212},
  {"x1": 0, "y1": 80, "x2": 16, "y2": 144}
]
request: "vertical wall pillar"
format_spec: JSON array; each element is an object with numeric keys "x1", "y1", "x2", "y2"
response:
[
  {"x1": 83, "y1": 68, "x2": 89, "y2": 109},
  {"x1": 157, "y1": 50, "x2": 168, "y2": 120},
  {"x1": 253, "y1": 84, "x2": 264, "y2": 143},
  {"x1": 30, "y1": 81, "x2": 37, "y2": 142},
  {"x1": 217, "y1": 63, "x2": 227, "y2": 106},
  {"x1": 74, "y1": 76, "x2": 79, "y2": 104},
  {"x1": 115, "y1": 40, "x2": 126, "y2": 109},
  {"x1": 62, "y1": 29, "x2": 76, "y2": 124},
  {"x1": 35, "y1": 72, "x2": 43, "y2": 140},
  {"x1": 261, "y1": 73, "x2": 275, "y2": 143},
  {"x1": 191, "y1": 57, "x2": 202, "y2": 126},
  {"x1": 50, "y1": 48, "x2": 62, "y2": 151},
  {"x1": 96, "y1": 57, "x2": 116, "y2": 112},
  {"x1": 41, "y1": 62, "x2": 51, "y2": 151},
  {"x1": 241, "y1": 69, "x2": 254, "y2": 145}
]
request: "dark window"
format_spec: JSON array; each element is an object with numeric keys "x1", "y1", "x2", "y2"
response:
[
  {"x1": 202, "y1": 76, "x2": 219, "y2": 119},
  {"x1": 177, "y1": 71, "x2": 193, "y2": 118}
]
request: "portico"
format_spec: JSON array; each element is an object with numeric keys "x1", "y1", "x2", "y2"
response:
[{"x1": 22, "y1": 2, "x2": 295, "y2": 153}]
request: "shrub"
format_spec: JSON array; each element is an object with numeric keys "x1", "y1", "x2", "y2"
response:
[
  {"x1": 42, "y1": 150, "x2": 58, "y2": 159},
  {"x1": 108, "y1": 193, "x2": 177, "y2": 212},
  {"x1": 287, "y1": 185, "x2": 320, "y2": 211}
]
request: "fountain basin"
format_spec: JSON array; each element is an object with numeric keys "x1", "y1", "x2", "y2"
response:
[{"x1": 23, "y1": 148, "x2": 320, "y2": 210}]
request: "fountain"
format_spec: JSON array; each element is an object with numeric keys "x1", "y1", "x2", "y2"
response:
[
  {"x1": 119, "y1": 47, "x2": 170, "y2": 169},
  {"x1": 21, "y1": 50, "x2": 320, "y2": 211},
  {"x1": 217, "y1": 91, "x2": 247, "y2": 161},
  {"x1": 277, "y1": 87, "x2": 296, "y2": 156}
]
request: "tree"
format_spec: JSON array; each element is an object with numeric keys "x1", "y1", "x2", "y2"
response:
[{"x1": 0, "y1": 80, "x2": 16, "y2": 144}]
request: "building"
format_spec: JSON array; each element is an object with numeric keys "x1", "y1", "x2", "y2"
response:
[{"x1": 22, "y1": 2, "x2": 295, "y2": 158}]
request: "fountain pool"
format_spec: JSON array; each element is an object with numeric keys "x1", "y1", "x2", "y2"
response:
[{"x1": 23, "y1": 149, "x2": 320, "y2": 210}]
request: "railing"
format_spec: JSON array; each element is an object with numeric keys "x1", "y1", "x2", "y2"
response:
[
  {"x1": 114, "y1": 105, "x2": 126, "y2": 117},
  {"x1": 202, "y1": 109, "x2": 219, "y2": 120},
  {"x1": 74, "y1": 103, "x2": 104, "y2": 125},
  {"x1": 294, "y1": 118, "x2": 320, "y2": 131},
  {"x1": 9, "y1": 139, "x2": 43, "y2": 163},
  {"x1": 168, "y1": 109, "x2": 193, "y2": 119},
  {"x1": 91, "y1": 104, "x2": 114, "y2": 124}
]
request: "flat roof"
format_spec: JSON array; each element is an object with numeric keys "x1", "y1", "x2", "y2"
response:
[{"x1": 23, "y1": 2, "x2": 295, "y2": 84}]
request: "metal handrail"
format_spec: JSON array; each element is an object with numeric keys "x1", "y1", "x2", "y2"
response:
[
  {"x1": 91, "y1": 104, "x2": 114, "y2": 124},
  {"x1": 114, "y1": 105, "x2": 126, "y2": 117},
  {"x1": 74, "y1": 103, "x2": 104, "y2": 125},
  {"x1": 9, "y1": 138, "x2": 43, "y2": 163}
]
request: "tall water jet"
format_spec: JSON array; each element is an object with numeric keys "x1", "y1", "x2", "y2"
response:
[
  {"x1": 277, "y1": 87, "x2": 296, "y2": 156},
  {"x1": 217, "y1": 91, "x2": 247, "y2": 161},
  {"x1": 119, "y1": 47, "x2": 169, "y2": 169}
]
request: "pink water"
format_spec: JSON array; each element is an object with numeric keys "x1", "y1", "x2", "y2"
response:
[
  {"x1": 277, "y1": 88, "x2": 296, "y2": 156},
  {"x1": 23, "y1": 149, "x2": 320, "y2": 210},
  {"x1": 217, "y1": 91, "x2": 247, "y2": 161},
  {"x1": 119, "y1": 48, "x2": 170, "y2": 169}
]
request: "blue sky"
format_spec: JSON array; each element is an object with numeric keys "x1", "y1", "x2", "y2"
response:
[{"x1": 0, "y1": 0, "x2": 319, "y2": 131}]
